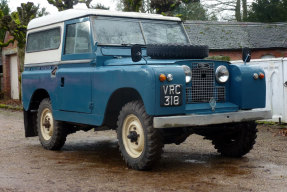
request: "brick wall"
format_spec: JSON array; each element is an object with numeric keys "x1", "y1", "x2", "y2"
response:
[
  {"x1": 210, "y1": 48, "x2": 287, "y2": 61},
  {"x1": 0, "y1": 55, "x2": 2, "y2": 92},
  {"x1": 2, "y1": 32, "x2": 19, "y2": 99},
  {"x1": 2, "y1": 54, "x2": 11, "y2": 98}
]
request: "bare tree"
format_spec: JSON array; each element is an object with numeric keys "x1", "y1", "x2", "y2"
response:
[
  {"x1": 202, "y1": 0, "x2": 249, "y2": 21},
  {"x1": 47, "y1": 0, "x2": 93, "y2": 11},
  {"x1": 242, "y1": 0, "x2": 247, "y2": 21}
]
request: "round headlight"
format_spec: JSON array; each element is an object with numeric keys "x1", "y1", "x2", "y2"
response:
[
  {"x1": 215, "y1": 65, "x2": 229, "y2": 83},
  {"x1": 182, "y1": 65, "x2": 192, "y2": 83}
]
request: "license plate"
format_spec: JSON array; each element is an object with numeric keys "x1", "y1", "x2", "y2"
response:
[{"x1": 160, "y1": 84, "x2": 182, "y2": 106}]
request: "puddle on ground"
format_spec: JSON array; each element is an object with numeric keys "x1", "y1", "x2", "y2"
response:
[
  {"x1": 26, "y1": 139, "x2": 251, "y2": 181},
  {"x1": 8, "y1": 135, "x2": 287, "y2": 192},
  {"x1": 184, "y1": 159, "x2": 206, "y2": 164}
]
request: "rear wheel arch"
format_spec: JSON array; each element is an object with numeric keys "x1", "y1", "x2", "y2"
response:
[{"x1": 28, "y1": 89, "x2": 50, "y2": 111}]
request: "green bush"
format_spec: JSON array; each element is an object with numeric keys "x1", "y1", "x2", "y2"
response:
[{"x1": 206, "y1": 55, "x2": 231, "y2": 62}]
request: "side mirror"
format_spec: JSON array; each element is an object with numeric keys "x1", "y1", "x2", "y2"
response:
[
  {"x1": 242, "y1": 47, "x2": 251, "y2": 63},
  {"x1": 131, "y1": 45, "x2": 142, "y2": 62}
]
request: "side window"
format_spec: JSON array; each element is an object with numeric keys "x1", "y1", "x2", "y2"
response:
[
  {"x1": 26, "y1": 28, "x2": 61, "y2": 52},
  {"x1": 64, "y1": 21, "x2": 91, "y2": 54}
]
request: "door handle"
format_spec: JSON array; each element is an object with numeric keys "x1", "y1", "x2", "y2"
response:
[
  {"x1": 284, "y1": 81, "x2": 287, "y2": 87},
  {"x1": 61, "y1": 77, "x2": 65, "y2": 87},
  {"x1": 51, "y1": 66, "x2": 58, "y2": 77}
]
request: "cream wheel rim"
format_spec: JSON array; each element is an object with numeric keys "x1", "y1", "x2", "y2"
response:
[
  {"x1": 122, "y1": 114, "x2": 145, "y2": 158},
  {"x1": 40, "y1": 108, "x2": 54, "y2": 141}
]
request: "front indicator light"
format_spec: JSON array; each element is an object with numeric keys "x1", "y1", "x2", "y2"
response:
[
  {"x1": 259, "y1": 73, "x2": 265, "y2": 79},
  {"x1": 159, "y1": 74, "x2": 166, "y2": 82},
  {"x1": 215, "y1": 65, "x2": 229, "y2": 83}
]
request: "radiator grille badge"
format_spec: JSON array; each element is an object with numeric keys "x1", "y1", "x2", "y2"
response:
[{"x1": 209, "y1": 97, "x2": 216, "y2": 112}]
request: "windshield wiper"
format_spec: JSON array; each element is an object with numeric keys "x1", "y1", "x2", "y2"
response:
[{"x1": 121, "y1": 43, "x2": 146, "y2": 47}]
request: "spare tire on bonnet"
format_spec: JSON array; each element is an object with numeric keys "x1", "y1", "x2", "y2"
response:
[{"x1": 146, "y1": 44, "x2": 209, "y2": 59}]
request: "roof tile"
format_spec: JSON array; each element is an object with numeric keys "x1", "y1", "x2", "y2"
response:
[{"x1": 184, "y1": 21, "x2": 287, "y2": 49}]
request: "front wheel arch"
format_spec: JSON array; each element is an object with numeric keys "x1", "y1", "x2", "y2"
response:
[{"x1": 102, "y1": 88, "x2": 143, "y2": 129}]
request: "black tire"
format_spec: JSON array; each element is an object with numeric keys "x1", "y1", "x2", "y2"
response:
[
  {"x1": 117, "y1": 100, "x2": 164, "y2": 170},
  {"x1": 146, "y1": 44, "x2": 209, "y2": 59},
  {"x1": 161, "y1": 128, "x2": 191, "y2": 145},
  {"x1": 211, "y1": 121, "x2": 257, "y2": 157},
  {"x1": 37, "y1": 98, "x2": 67, "y2": 150}
]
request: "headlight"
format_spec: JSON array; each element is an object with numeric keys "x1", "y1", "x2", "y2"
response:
[
  {"x1": 182, "y1": 65, "x2": 192, "y2": 83},
  {"x1": 215, "y1": 65, "x2": 229, "y2": 83}
]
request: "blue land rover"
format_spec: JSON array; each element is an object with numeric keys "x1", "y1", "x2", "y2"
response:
[{"x1": 22, "y1": 9, "x2": 271, "y2": 170}]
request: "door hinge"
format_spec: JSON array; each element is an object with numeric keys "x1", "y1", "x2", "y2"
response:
[{"x1": 89, "y1": 102, "x2": 94, "y2": 110}]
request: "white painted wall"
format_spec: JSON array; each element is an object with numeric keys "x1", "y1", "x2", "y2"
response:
[
  {"x1": 232, "y1": 58, "x2": 287, "y2": 123},
  {"x1": 283, "y1": 59, "x2": 287, "y2": 123},
  {"x1": 10, "y1": 55, "x2": 19, "y2": 100}
]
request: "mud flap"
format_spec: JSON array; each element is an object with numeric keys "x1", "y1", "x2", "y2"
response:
[{"x1": 23, "y1": 110, "x2": 38, "y2": 137}]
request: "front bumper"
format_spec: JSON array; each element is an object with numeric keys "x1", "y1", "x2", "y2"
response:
[{"x1": 153, "y1": 109, "x2": 272, "y2": 128}]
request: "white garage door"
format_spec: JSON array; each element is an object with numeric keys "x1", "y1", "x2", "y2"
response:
[{"x1": 10, "y1": 55, "x2": 19, "y2": 100}]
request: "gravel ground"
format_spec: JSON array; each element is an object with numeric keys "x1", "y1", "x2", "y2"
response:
[{"x1": 0, "y1": 109, "x2": 287, "y2": 192}]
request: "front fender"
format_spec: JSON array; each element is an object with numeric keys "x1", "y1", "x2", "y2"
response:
[
  {"x1": 92, "y1": 65, "x2": 156, "y2": 124},
  {"x1": 229, "y1": 64, "x2": 266, "y2": 109}
]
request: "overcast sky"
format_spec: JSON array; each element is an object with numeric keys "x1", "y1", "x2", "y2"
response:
[
  {"x1": 9, "y1": 0, "x2": 117, "y2": 14},
  {"x1": 8, "y1": 0, "x2": 255, "y2": 21}
]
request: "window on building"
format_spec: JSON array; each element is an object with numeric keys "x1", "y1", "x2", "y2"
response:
[
  {"x1": 64, "y1": 21, "x2": 91, "y2": 54},
  {"x1": 26, "y1": 28, "x2": 61, "y2": 52},
  {"x1": 261, "y1": 54, "x2": 275, "y2": 59}
]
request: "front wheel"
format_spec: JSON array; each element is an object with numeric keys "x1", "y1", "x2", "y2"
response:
[
  {"x1": 117, "y1": 101, "x2": 163, "y2": 170},
  {"x1": 211, "y1": 121, "x2": 257, "y2": 157},
  {"x1": 37, "y1": 98, "x2": 67, "y2": 150}
]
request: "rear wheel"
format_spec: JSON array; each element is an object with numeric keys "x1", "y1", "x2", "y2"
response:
[
  {"x1": 37, "y1": 98, "x2": 67, "y2": 150},
  {"x1": 211, "y1": 121, "x2": 257, "y2": 157},
  {"x1": 117, "y1": 101, "x2": 163, "y2": 170}
]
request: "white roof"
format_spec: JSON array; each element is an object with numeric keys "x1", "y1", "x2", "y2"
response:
[{"x1": 28, "y1": 9, "x2": 181, "y2": 30}]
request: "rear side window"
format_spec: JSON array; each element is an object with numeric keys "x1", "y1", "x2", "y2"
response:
[
  {"x1": 26, "y1": 28, "x2": 61, "y2": 52},
  {"x1": 64, "y1": 21, "x2": 91, "y2": 54}
]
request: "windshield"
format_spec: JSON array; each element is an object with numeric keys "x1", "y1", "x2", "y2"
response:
[
  {"x1": 92, "y1": 17, "x2": 189, "y2": 45},
  {"x1": 141, "y1": 22, "x2": 188, "y2": 44}
]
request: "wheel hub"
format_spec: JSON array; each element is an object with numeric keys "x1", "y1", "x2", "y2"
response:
[
  {"x1": 122, "y1": 114, "x2": 145, "y2": 158},
  {"x1": 127, "y1": 131, "x2": 139, "y2": 144},
  {"x1": 40, "y1": 108, "x2": 54, "y2": 141},
  {"x1": 43, "y1": 117, "x2": 51, "y2": 129}
]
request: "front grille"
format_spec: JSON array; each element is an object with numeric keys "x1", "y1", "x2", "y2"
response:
[
  {"x1": 186, "y1": 63, "x2": 226, "y2": 104},
  {"x1": 216, "y1": 86, "x2": 225, "y2": 102}
]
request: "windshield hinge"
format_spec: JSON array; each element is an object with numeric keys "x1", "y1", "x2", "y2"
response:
[{"x1": 90, "y1": 59, "x2": 97, "y2": 66}]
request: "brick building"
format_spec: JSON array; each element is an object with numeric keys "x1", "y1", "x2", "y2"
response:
[
  {"x1": 1, "y1": 32, "x2": 20, "y2": 100},
  {"x1": 184, "y1": 21, "x2": 287, "y2": 60}
]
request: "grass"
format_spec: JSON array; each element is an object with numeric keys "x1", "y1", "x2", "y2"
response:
[
  {"x1": 256, "y1": 121, "x2": 277, "y2": 125},
  {"x1": 0, "y1": 99, "x2": 23, "y2": 111}
]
